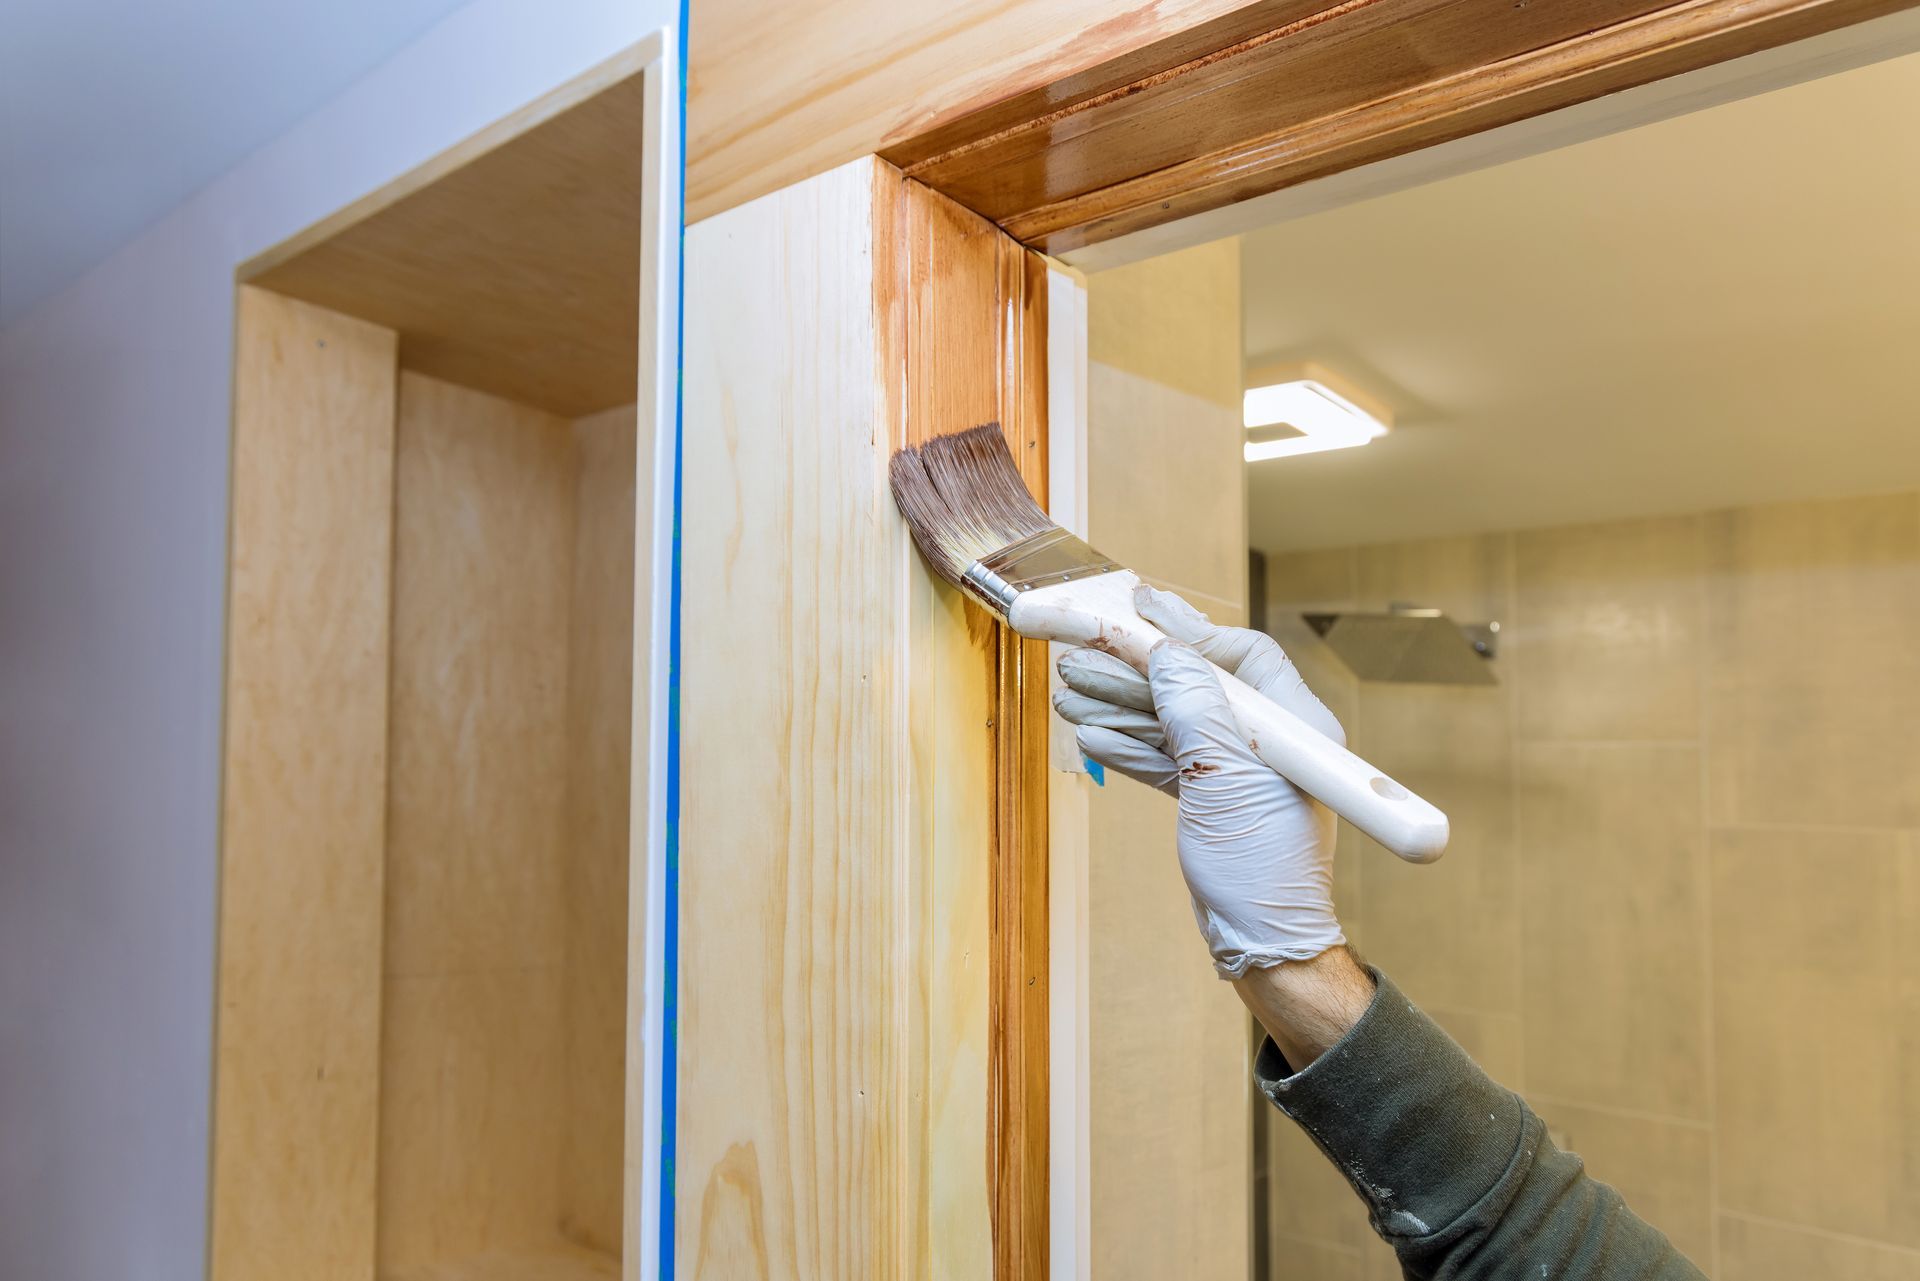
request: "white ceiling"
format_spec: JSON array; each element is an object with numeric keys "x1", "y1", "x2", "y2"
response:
[
  {"x1": 0, "y1": 0, "x2": 473, "y2": 327},
  {"x1": 1241, "y1": 50, "x2": 1920, "y2": 552}
]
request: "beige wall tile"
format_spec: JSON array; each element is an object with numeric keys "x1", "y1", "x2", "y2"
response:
[
  {"x1": 1705, "y1": 492, "x2": 1920, "y2": 827},
  {"x1": 1090, "y1": 222, "x2": 1251, "y2": 1281},
  {"x1": 1265, "y1": 546, "x2": 1360, "y2": 739},
  {"x1": 1354, "y1": 680, "x2": 1517, "y2": 1015},
  {"x1": 1264, "y1": 1236, "x2": 1364, "y2": 1281},
  {"x1": 1517, "y1": 744, "x2": 1709, "y2": 1119},
  {"x1": 1265, "y1": 1114, "x2": 1372, "y2": 1253},
  {"x1": 1330, "y1": 822, "x2": 1364, "y2": 948},
  {"x1": 1090, "y1": 778, "x2": 1251, "y2": 1281},
  {"x1": 1264, "y1": 548, "x2": 1359, "y2": 760},
  {"x1": 1719, "y1": 1214, "x2": 1920, "y2": 1281},
  {"x1": 1360, "y1": 1238, "x2": 1405, "y2": 1281},
  {"x1": 1268, "y1": 547, "x2": 1359, "y2": 613},
  {"x1": 1088, "y1": 223, "x2": 1250, "y2": 1281},
  {"x1": 1513, "y1": 516, "x2": 1703, "y2": 742},
  {"x1": 1711, "y1": 827, "x2": 1920, "y2": 1247},
  {"x1": 1529, "y1": 1100, "x2": 1713, "y2": 1267},
  {"x1": 1268, "y1": 1236, "x2": 1364, "y2": 1280},
  {"x1": 1357, "y1": 533, "x2": 1510, "y2": 624},
  {"x1": 1090, "y1": 363, "x2": 1246, "y2": 612},
  {"x1": 1088, "y1": 238, "x2": 1243, "y2": 410}
]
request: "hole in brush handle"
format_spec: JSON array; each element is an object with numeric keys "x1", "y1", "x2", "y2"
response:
[{"x1": 1370, "y1": 776, "x2": 1409, "y2": 801}]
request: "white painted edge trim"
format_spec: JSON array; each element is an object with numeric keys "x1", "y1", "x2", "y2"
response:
[
  {"x1": 1046, "y1": 260, "x2": 1091, "y2": 778},
  {"x1": 1063, "y1": 6, "x2": 1920, "y2": 273},
  {"x1": 631, "y1": 22, "x2": 681, "y2": 1281},
  {"x1": 1045, "y1": 259, "x2": 1093, "y2": 1281}
]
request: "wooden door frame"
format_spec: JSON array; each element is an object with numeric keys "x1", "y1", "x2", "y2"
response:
[
  {"x1": 861, "y1": 2, "x2": 1920, "y2": 1276},
  {"x1": 884, "y1": 0, "x2": 1920, "y2": 258}
]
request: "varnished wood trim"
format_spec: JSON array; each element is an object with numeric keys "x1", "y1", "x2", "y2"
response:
[
  {"x1": 877, "y1": 0, "x2": 1341, "y2": 173},
  {"x1": 882, "y1": 166, "x2": 1053, "y2": 1280},
  {"x1": 884, "y1": 0, "x2": 1917, "y2": 254},
  {"x1": 992, "y1": 249, "x2": 1051, "y2": 1281}
]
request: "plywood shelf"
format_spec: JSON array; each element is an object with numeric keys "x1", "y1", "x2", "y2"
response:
[
  {"x1": 211, "y1": 45, "x2": 655, "y2": 1281},
  {"x1": 240, "y1": 50, "x2": 647, "y2": 418},
  {"x1": 380, "y1": 1240, "x2": 619, "y2": 1281}
]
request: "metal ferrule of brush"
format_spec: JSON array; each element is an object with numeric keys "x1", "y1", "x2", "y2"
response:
[{"x1": 960, "y1": 527, "x2": 1123, "y2": 614}]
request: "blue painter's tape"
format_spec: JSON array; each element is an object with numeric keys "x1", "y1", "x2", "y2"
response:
[
  {"x1": 660, "y1": 5, "x2": 689, "y2": 1278},
  {"x1": 1083, "y1": 754, "x2": 1106, "y2": 786}
]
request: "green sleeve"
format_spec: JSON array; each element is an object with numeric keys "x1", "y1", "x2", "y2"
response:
[{"x1": 1253, "y1": 968, "x2": 1708, "y2": 1281}]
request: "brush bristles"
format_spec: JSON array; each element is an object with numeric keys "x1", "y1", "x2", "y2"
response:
[{"x1": 888, "y1": 423, "x2": 1054, "y2": 590}]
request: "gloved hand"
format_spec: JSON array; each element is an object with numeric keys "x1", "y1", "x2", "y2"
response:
[{"x1": 1052, "y1": 583, "x2": 1346, "y2": 978}]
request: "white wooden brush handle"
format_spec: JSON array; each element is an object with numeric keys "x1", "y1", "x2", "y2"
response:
[{"x1": 1008, "y1": 570, "x2": 1448, "y2": 864}]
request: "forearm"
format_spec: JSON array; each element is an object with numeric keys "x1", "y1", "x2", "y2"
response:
[
  {"x1": 1232, "y1": 944, "x2": 1374, "y2": 1068},
  {"x1": 1248, "y1": 962, "x2": 1706, "y2": 1281}
]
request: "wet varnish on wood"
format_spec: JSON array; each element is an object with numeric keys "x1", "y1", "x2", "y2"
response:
[{"x1": 680, "y1": 157, "x2": 1052, "y2": 1279}]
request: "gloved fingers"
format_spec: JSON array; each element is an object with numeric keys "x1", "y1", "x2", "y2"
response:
[
  {"x1": 1226, "y1": 635, "x2": 1346, "y2": 747},
  {"x1": 1050, "y1": 687, "x2": 1167, "y2": 750},
  {"x1": 1056, "y1": 646, "x2": 1154, "y2": 712},
  {"x1": 1076, "y1": 726, "x2": 1180, "y2": 796},
  {"x1": 1134, "y1": 583, "x2": 1346, "y2": 747},
  {"x1": 1146, "y1": 639, "x2": 1261, "y2": 768},
  {"x1": 1133, "y1": 583, "x2": 1217, "y2": 646}
]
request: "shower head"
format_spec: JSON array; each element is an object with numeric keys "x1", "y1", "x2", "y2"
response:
[{"x1": 1302, "y1": 606, "x2": 1498, "y2": 686}]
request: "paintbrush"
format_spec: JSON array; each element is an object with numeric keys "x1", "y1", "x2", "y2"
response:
[{"x1": 889, "y1": 423, "x2": 1448, "y2": 864}]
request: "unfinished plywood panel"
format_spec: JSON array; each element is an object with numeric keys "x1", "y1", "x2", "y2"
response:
[
  {"x1": 380, "y1": 372, "x2": 578, "y2": 1269},
  {"x1": 380, "y1": 1239, "x2": 620, "y2": 1281},
  {"x1": 245, "y1": 56, "x2": 647, "y2": 417},
  {"x1": 680, "y1": 156, "x2": 1048, "y2": 1279},
  {"x1": 211, "y1": 287, "x2": 398, "y2": 1281},
  {"x1": 214, "y1": 44, "x2": 666, "y2": 1281},
  {"x1": 1084, "y1": 240, "x2": 1251, "y2": 1281},
  {"x1": 561, "y1": 404, "x2": 639, "y2": 1254},
  {"x1": 681, "y1": 157, "x2": 919, "y2": 1278}
]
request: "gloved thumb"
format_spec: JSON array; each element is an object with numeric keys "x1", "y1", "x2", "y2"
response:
[{"x1": 1146, "y1": 640, "x2": 1251, "y2": 770}]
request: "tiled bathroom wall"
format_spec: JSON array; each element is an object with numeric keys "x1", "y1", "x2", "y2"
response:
[
  {"x1": 1087, "y1": 238, "x2": 1253, "y2": 1281},
  {"x1": 1260, "y1": 491, "x2": 1920, "y2": 1280}
]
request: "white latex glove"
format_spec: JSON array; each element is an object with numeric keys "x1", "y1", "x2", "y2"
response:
[{"x1": 1052, "y1": 584, "x2": 1345, "y2": 978}]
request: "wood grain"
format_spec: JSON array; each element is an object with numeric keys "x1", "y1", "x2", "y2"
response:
[
  {"x1": 244, "y1": 49, "x2": 649, "y2": 417},
  {"x1": 686, "y1": 0, "x2": 1263, "y2": 222},
  {"x1": 381, "y1": 1239, "x2": 619, "y2": 1281},
  {"x1": 380, "y1": 373, "x2": 576, "y2": 1269},
  {"x1": 210, "y1": 287, "x2": 398, "y2": 1281},
  {"x1": 563, "y1": 404, "x2": 639, "y2": 1255},
  {"x1": 875, "y1": 0, "x2": 1920, "y2": 253},
  {"x1": 889, "y1": 172, "x2": 1053, "y2": 1279},
  {"x1": 679, "y1": 156, "x2": 1050, "y2": 1280},
  {"x1": 378, "y1": 375, "x2": 637, "y2": 1276},
  {"x1": 681, "y1": 157, "x2": 924, "y2": 1280}
]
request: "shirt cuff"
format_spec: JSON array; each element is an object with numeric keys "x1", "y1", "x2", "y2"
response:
[{"x1": 1252, "y1": 967, "x2": 1536, "y2": 1245}]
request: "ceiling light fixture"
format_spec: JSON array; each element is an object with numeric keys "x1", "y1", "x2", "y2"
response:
[{"x1": 1243, "y1": 361, "x2": 1392, "y2": 462}]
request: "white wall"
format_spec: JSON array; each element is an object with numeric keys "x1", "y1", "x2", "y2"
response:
[{"x1": 0, "y1": 2, "x2": 671, "y2": 1276}]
